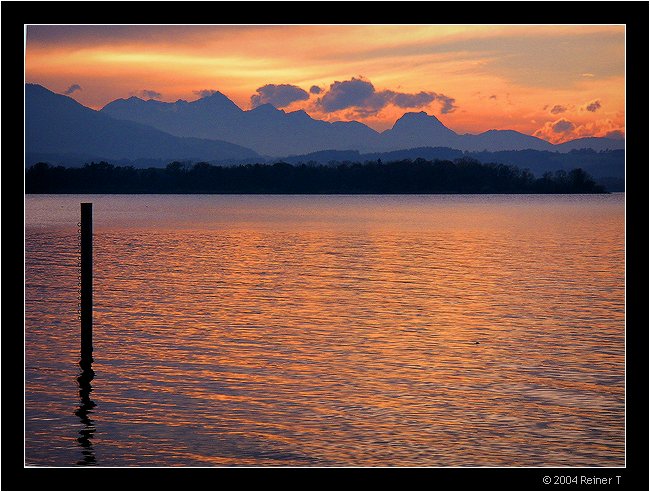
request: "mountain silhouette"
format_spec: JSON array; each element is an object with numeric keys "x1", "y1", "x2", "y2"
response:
[
  {"x1": 28, "y1": 83, "x2": 624, "y2": 164},
  {"x1": 26, "y1": 84, "x2": 259, "y2": 165},
  {"x1": 460, "y1": 129, "x2": 554, "y2": 152},
  {"x1": 101, "y1": 90, "x2": 623, "y2": 156},
  {"x1": 102, "y1": 95, "x2": 381, "y2": 156},
  {"x1": 100, "y1": 90, "x2": 244, "y2": 140},
  {"x1": 380, "y1": 112, "x2": 460, "y2": 150}
]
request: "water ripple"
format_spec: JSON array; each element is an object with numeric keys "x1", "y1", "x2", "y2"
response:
[{"x1": 25, "y1": 194, "x2": 625, "y2": 466}]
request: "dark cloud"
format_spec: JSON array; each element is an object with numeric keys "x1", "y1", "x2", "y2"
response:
[
  {"x1": 193, "y1": 89, "x2": 217, "y2": 98},
  {"x1": 130, "y1": 89, "x2": 162, "y2": 99},
  {"x1": 251, "y1": 84, "x2": 309, "y2": 108},
  {"x1": 489, "y1": 95, "x2": 497, "y2": 100},
  {"x1": 319, "y1": 77, "x2": 457, "y2": 115},
  {"x1": 552, "y1": 119, "x2": 575, "y2": 133},
  {"x1": 63, "y1": 84, "x2": 82, "y2": 95},
  {"x1": 140, "y1": 89, "x2": 162, "y2": 100},
  {"x1": 550, "y1": 105, "x2": 566, "y2": 114},
  {"x1": 309, "y1": 85, "x2": 322, "y2": 95},
  {"x1": 391, "y1": 91, "x2": 436, "y2": 108},
  {"x1": 585, "y1": 99, "x2": 601, "y2": 112},
  {"x1": 435, "y1": 94, "x2": 457, "y2": 114},
  {"x1": 320, "y1": 78, "x2": 376, "y2": 112}
]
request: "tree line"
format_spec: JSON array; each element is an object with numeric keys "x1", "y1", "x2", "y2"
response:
[{"x1": 25, "y1": 158, "x2": 605, "y2": 194}]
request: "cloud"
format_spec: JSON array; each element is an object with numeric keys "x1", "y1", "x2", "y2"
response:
[
  {"x1": 63, "y1": 84, "x2": 82, "y2": 95},
  {"x1": 552, "y1": 119, "x2": 576, "y2": 133},
  {"x1": 140, "y1": 89, "x2": 162, "y2": 99},
  {"x1": 130, "y1": 89, "x2": 162, "y2": 99},
  {"x1": 309, "y1": 85, "x2": 322, "y2": 95},
  {"x1": 573, "y1": 119, "x2": 622, "y2": 139},
  {"x1": 584, "y1": 99, "x2": 601, "y2": 112},
  {"x1": 489, "y1": 95, "x2": 497, "y2": 100},
  {"x1": 391, "y1": 91, "x2": 436, "y2": 108},
  {"x1": 193, "y1": 89, "x2": 217, "y2": 98},
  {"x1": 435, "y1": 94, "x2": 457, "y2": 114},
  {"x1": 550, "y1": 105, "x2": 566, "y2": 114},
  {"x1": 581, "y1": 73, "x2": 595, "y2": 78},
  {"x1": 535, "y1": 117, "x2": 623, "y2": 144},
  {"x1": 251, "y1": 84, "x2": 309, "y2": 108},
  {"x1": 318, "y1": 76, "x2": 457, "y2": 115},
  {"x1": 320, "y1": 77, "x2": 376, "y2": 112},
  {"x1": 533, "y1": 118, "x2": 577, "y2": 142}
]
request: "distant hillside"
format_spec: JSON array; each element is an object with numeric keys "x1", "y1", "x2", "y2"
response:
[
  {"x1": 554, "y1": 137, "x2": 626, "y2": 152},
  {"x1": 463, "y1": 148, "x2": 624, "y2": 179},
  {"x1": 278, "y1": 147, "x2": 624, "y2": 179},
  {"x1": 25, "y1": 84, "x2": 259, "y2": 166}
]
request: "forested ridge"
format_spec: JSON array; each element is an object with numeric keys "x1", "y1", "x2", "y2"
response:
[{"x1": 26, "y1": 158, "x2": 606, "y2": 194}]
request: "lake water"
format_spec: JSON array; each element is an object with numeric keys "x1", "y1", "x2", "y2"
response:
[{"x1": 24, "y1": 194, "x2": 625, "y2": 467}]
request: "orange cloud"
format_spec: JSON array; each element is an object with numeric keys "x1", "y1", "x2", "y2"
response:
[
  {"x1": 534, "y1": 117, "x2": 624, "y2": 143},
  {"x1": 582, "y1": 99, "x2": 602, "y2": 112}
]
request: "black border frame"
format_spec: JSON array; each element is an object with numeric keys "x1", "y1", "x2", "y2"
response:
[{"x1": 5, "y1": 2, "x2": 648, "y2": 490}]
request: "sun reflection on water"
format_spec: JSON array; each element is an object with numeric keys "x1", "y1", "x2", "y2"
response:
[{"x1": 25, "y1": 194, "x2": 625, "y2": 466}]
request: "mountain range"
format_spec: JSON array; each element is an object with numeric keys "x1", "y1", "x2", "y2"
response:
[
  {"x1": 25, "y1": 84, "x2": 259, "y2": 165},
  {"x1": 101, "y1": 94, "x2": 381, "y2": 156},
  {"x1": 26, "y1": 83, "x2": 624, "y2": 167},
  {"x1": 101, "y1": 92, "x2": 624, "y2": 156}
]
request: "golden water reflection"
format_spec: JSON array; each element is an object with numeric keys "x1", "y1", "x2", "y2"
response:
[{"x1": 25, "y1": 194, "x2": 625, "y2": 466}]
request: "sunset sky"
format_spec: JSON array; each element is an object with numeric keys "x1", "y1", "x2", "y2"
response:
[{"x1": 25, "y1": 24, "x2": 625, "y2": 143}]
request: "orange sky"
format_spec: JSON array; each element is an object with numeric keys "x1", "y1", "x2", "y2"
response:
[{"x1": 25, "y1": 25, "x2": 625, "y2": 142}]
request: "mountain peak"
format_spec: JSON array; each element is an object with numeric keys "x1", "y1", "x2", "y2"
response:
[
  {"x1": 394, "y1": 111, "x2": 443, "y2": 125},
  {"x1": 26, "y1": 83, "x2": 49, "y2": 92},
  {"x1": 403, "y1": 110, "x2": 431, "y2": 118},
  {"x1": 26, "y1": 83, "x2": 94, "y2": 114},
  {"x1": 196, "y1": 90, "x2": 226, "y2": 102},
  {"x1": 378, "y1": 110, "x2": 458, "y2": 150},
  {"x1": 287, "y1": 109, "x2": 312, "y2": 120},
  {"x1": 26, "y1": 82, "x2": 259, "y2": 164},
  {"x1": 388, "y1": 111, "x2": 456, "y2": 137},
  {"x1": 192, "y1": 90, "x2": 242, "y2": 112}
]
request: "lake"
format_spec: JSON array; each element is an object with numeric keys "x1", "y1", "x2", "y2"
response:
[{"x1": 24, "y1": 194, "x2": 625, "y2": 467}]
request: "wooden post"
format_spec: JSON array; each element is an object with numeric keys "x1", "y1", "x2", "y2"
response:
[{"x1": 80, "y1": 203, "x2": 93, "y2": 362}]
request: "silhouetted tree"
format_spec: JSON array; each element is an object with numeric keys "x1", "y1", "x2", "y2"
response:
[{"x1": 25, "y1": 159, "x2": 607, "y2": 194}]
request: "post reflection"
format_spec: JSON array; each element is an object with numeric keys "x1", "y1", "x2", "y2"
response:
[{"x1": 75, "y1": 355, "x2": 96, "y2": 465}]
